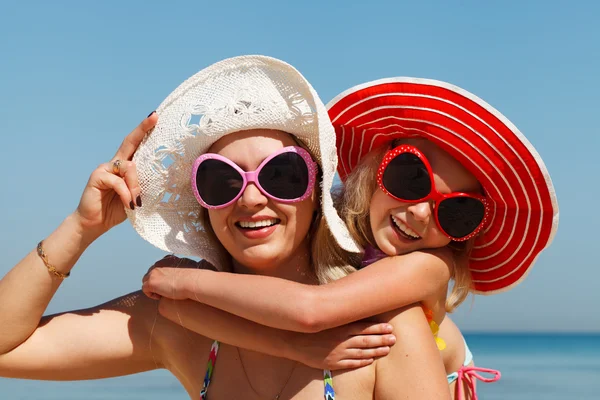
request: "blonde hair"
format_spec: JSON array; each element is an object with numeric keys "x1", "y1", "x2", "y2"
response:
[
  {"x1": 327, "y1": 141, "x2": 476, "y2": 312},
  {"x1": 445, "y1": 240, "x2": 475, "y2": 312},
  {"x1": 292, "y1": 136, "x2": 359, "y2": 283},
  {"x1": 199, "y1": 207, "x2": 233, "y2": 271}
]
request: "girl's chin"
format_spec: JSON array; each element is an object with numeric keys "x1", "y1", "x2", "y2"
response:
[
  {"x1": 377, "y1": 238, "x2": 415, "y2": 257},
  {"x1": 373, "y1": 240, "x2": 397, "y2": 257}
]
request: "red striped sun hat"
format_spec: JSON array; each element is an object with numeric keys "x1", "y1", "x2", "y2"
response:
[{"x1": 327, "y1": 78, "x2": 559, "y2": 295}]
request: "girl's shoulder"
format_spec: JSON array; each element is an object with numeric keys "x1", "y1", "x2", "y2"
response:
[{"x1": 388, "y1": 247, "x2": 454, "y2": 271}]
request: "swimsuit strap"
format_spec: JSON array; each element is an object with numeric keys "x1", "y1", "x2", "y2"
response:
[
  {"x1": 421, "y1": 306, "x2": 447, "y2": 351},
  {"x1": 361, "y1": 246, "x2": 387, "y2": 268},
  {"x1": 200, "y1": 341, "x2": 335, "y2": 399},
  {"x1": 200, "y1": 340, "x2": 220, "y2": 400},
  {"x1": 456, "y1": 365, "x2": 501, "y2": 400},
  {"x1": 324, "y1": 369, "x2": 335, "y2": 399}
]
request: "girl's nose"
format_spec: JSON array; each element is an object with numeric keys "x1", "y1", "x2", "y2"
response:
[{"x1": 406, "y1": 201, "x2": 432, "y2": 226}]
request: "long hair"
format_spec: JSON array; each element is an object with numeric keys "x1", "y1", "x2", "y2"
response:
[{"x1": 445, "y1": 239, "x2": 476, "y2": 312}]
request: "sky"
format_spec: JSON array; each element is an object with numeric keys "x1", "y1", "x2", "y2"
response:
[{"x1": 0, "y1": 0, "x2": 598, "y2": 333}]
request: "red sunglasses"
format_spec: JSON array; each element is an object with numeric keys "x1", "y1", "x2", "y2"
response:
[{"x1": 377, "y1": 144, "x2": 489, "y2": 241}]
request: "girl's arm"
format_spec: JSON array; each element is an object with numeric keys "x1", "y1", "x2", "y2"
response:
[
  {"x1": 143, "y1": 257, "x2": 395, "y2": 370},
  {"x1": 144, "y1": 248, "x2": 452, "y2": 333},
  {"x1": 157, "y1": 297, "x2": 395, "y2": 370}
]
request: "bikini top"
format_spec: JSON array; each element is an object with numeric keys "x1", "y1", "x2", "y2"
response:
[{"x1": 200, "y1": 341, "x2": 335, "y2": 399}]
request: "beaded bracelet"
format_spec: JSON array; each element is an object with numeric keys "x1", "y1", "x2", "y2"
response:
[{"x1": 36, "y1": 241, "x2": 70, "y2": 279}]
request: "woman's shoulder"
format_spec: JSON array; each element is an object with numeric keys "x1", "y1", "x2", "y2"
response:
[
  {"x1": 148, "y1": 299, "x2": 216, "y2": 392},
  {"x1": 110, "y1": 291, "x2": 215, "y2": 370}
]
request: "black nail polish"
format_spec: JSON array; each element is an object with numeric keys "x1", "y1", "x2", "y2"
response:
[
  {"x1": 136, "y1": 195, "x2": 142, "y2": 207},
  {"x1": 130, "y1": 201, "x2": 135, "y2": 210},
  {"x1": 147, "y1": 110, "x2": 156, "y2": 118}
]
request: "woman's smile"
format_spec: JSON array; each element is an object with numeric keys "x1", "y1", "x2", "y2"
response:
[{"x1": 235, "y1": 216, "x2": 282, "y2": 239}]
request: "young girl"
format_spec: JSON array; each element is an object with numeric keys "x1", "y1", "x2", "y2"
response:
[{"x1": 143, "y1": 77, "x2": 559, "y2": 398}]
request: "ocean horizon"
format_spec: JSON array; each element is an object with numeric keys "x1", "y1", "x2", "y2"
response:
[{"x1": 1, "y1": 332, "x2": 598, "y2": 399}]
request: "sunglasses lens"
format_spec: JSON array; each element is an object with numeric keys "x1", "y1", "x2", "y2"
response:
[
  {"x1": 259, "y1": 152, "x2": 310, "y2": 200},
  {"x1": 196, "y1": 159, "x2": 243, "y2": 206},
  {"x1": 438, "y1": 197, "x2": 486, "y2": 239},
  {"x1": 382, "y1": 153, "x2": 431, "y2": 200}
]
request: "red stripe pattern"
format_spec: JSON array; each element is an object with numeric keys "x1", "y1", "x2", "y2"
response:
[{"x1": 328, "y1": 79, "x2": 558, "y2": 294}]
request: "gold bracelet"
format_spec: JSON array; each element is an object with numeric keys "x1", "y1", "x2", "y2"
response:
[{"x1": 36, "y1": 240, "x2": 70, "y2": 279}]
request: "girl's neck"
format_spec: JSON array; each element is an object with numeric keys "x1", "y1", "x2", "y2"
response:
[{"x1": 361, "y1": 245, "x2": 388, "y2": 267}]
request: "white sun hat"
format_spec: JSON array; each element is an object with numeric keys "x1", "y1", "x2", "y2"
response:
[{"x1": 127, "y1": 55, "x2": 361, "y2": 268}]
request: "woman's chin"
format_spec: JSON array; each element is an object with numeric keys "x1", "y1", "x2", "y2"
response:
[{"x1": 233, "y1": 245, "x2": 284, "y2": 271}]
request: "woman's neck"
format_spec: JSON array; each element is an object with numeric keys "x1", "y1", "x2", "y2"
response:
[{"x1": 231, "y1": 241, "x2": 318, "y2": 285}]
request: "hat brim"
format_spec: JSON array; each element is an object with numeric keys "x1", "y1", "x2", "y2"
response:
[{"x1": 327, "y1": 77, "x2": 559, "y2": 294}]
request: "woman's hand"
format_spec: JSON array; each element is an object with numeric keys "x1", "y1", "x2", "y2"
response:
[
  {"x1": 142, "y1": 255, "x2": 216, "y2": 300},
  {"x1": 74, "y1": 112, "x2": 158, "y2": 236},
  {"x1": 289, "y1": 322, "x2": 396, "y2": 370}
]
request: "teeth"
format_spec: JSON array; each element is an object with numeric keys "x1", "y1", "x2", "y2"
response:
[
  {"x1": 391, "y1": 216, "x2": 421, "y2": 239},
  {"x1": 239, "y1": 219, "x2": 279, "y2": 229}
]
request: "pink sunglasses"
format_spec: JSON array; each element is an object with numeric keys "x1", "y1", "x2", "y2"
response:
[{"x1": 191, "y1": 146, "x2": 318, "y2": 209}]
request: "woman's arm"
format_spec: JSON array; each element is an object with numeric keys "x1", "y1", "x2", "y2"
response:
[
  {"x1": 145, "y1": 248, "x2": 452, "y2": 333},
  {"x1": 0, "y1": 291, "x2": 168, "y2": 380},
  {"x1": 0, "y1": 115, "x2": 170, "y2": 379},
  {"x1": 0, "y1": 213, "x2": 97, "y2": 354},
  {"x1": 374, "y1": 305, "x2": 451, "y2": 400},
  {"x1": 0, "y1": 114, "x2": 155, "y2": 354}
]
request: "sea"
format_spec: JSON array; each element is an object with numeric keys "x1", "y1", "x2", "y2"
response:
[{"x1": 1, "y1": 333, "x2": 598, "y2": 399}]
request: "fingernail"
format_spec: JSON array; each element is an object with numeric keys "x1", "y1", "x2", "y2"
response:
[
  {"x1": 388, "y1": 335, "x2": 396, "y2": 344},
  {"x1": 129, "y1": 201, "x2": 135, "y2": 210},
  {"x1": 136, "y1": 195, "x2": 142, "y2": 207},
  {"x1": 147, "y1": 110, "x2": 156, "y2": 118}
]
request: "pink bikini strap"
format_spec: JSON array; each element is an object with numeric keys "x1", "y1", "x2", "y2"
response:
[{"x1": 456, "y1": 365, "x2": 501, "y2": 400}]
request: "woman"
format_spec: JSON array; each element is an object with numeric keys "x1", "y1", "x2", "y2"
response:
[{"x1": 0, "y1": 55, "x2": 450, "y2": 399}]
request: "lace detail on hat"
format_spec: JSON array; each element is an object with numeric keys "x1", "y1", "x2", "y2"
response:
[
  {"x1": 181, "y1": 83, "x2": 315, "y2": 138},
  {"x1": 287, "y1": 92, "x2": 315, "y2": 125}
]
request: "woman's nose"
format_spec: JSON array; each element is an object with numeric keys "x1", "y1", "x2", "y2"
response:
[{"x1": 238, "y1": 183, "x2": 268, "y2": 209}]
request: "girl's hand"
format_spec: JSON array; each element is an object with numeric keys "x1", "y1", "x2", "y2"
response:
[
  {"x1": 290, "y1": 322, "x2": 396, "y2": 370},
  {"x1": 142, "y1": 255, "x2": 215, "y2": 300},
  {"x1": 74, "y1": 113, "x2": 158, "y2": 236}
]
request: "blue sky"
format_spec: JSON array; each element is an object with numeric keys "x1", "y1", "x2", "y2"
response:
[{"x1": 0, "y1": 0, "x2": 598, "y2": 332}]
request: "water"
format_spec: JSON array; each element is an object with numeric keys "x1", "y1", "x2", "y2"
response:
[
  {"x1": 462, "y1": 333, "x2": 600, "y2": 399},
  {"x1": 1, "y1": 334, "x2": 598, "y2": 399}
]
